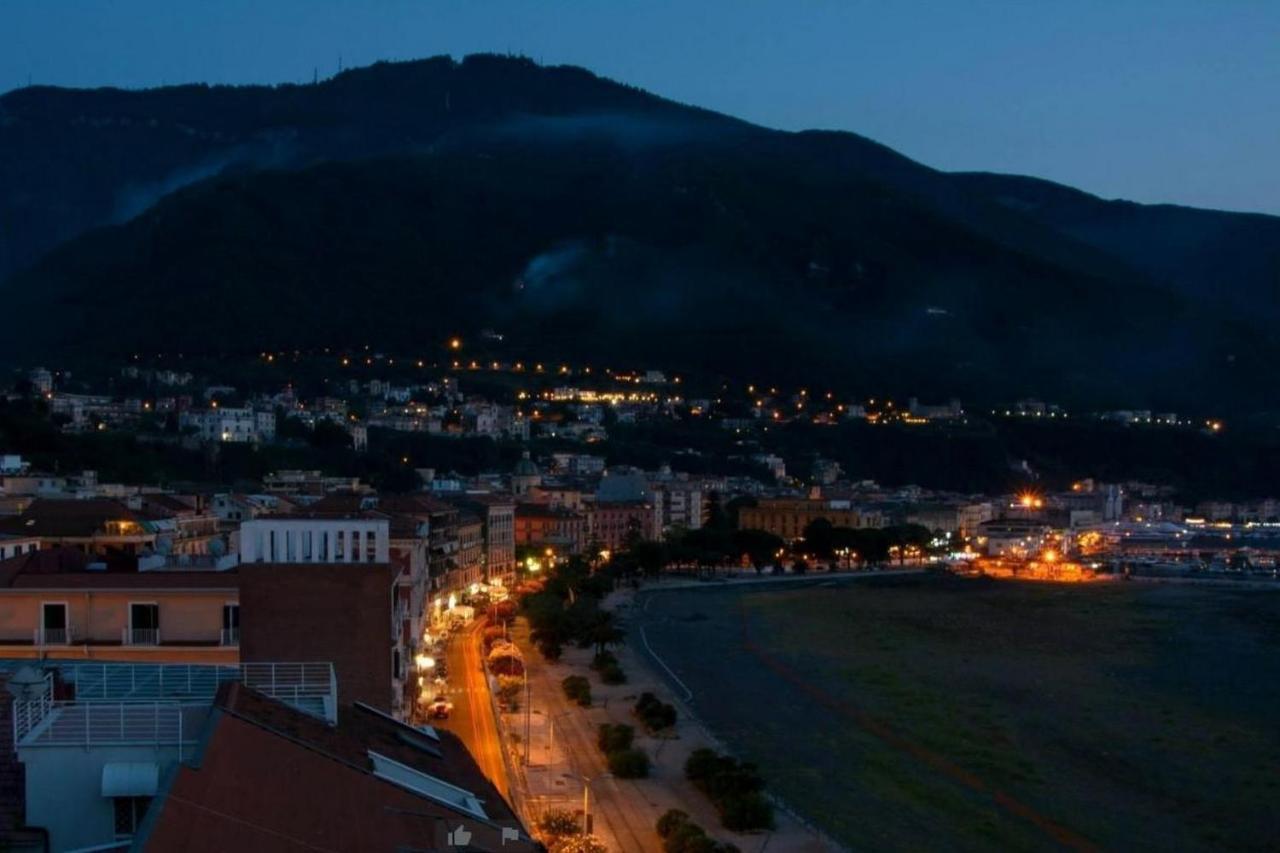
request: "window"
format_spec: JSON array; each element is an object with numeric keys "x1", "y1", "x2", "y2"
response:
[
  {"x1": 221, "y1": 603, "x2": 240, "y2": 645},
  {"x1": 113, "y1": 796, "x2": 151, "y2": 837},
  {"x1": 393, "y1": 648, "x2": 403, "y2": 681},
  {"x1": 41, "y1": 602, "x2": 68, "y2": 644},
  {"x1": 128, "y1": 603, "x2": 159, "y2": 645}
]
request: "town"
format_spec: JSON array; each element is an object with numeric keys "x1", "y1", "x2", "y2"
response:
[{"x1": 1, "y1": 353, "x2": 1277, "y2": 852}]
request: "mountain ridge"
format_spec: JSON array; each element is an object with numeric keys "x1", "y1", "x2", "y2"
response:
[{"x1": 2, "y1": 54, "x2": 1277, "y2": 411}]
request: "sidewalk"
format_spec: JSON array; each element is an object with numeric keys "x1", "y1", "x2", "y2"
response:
[{"x1": 498, "y1": 610, "x2": 840, "y2": 852}]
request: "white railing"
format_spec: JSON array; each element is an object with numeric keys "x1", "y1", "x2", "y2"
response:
[
  {"x1": 11, "y1": 673, "x2": 54, "y2": 742},
  {"x1": 239, "y1": 662, "x2": 334, "y2": 699},
  {"x1": 123, "y1": 628, "x2": 160, "y2": 646},
  {"x1": 16, "y1": 700, "x2": 206, "y2": 755},
  {"x1": 220, "y1": 627, "x2": 240, "y2": 646},
  {"x1": 35, "y1": 627, "x2": 71, "y2": 645},
  {"x1": 12, "y1": 662, "x2": 340, "y2": 744}
]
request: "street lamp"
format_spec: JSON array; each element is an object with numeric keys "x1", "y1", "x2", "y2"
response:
[{"x1": 564, "y1": 773, "x2": 611, "y2": 839}]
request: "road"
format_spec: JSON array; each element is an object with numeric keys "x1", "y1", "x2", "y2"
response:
[{"x1": 437, "y1": 620, "x2": 510, "y2": 802}]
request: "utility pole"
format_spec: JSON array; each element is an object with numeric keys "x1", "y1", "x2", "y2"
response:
[{"x1": 522, "y1": 668, "x2": 531, "y2": 765}]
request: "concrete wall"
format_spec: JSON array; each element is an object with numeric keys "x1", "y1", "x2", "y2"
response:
[
  {"x1": 20, "y1": 743, "x2": 182, "y2": 851},
  {"x1": 0, "y1": 590, "x2": 234, "y2": 646}
]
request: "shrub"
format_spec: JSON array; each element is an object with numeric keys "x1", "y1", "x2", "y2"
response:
[
  {"x1": 634, "y1": 691, "x2": 678, "y2": 733},
  {"x1": 656, "y1": 809, "x2": 690, "y2": 839},
  {"x1": 537, "y1": 638, "x2": 563, "y2": 661},
  {"x1": 487, "y1": 645, "x2": 524, "y2": 677},
  {"x1": 597, "y1": 723, "x2": 635, "y2": 755},
  {"x1": 482, "y1": 625, "x2": 506, "y2": 649},
  {"x1": 538, "y1": 808, "x2": 580, "y2": 838},
  {"x1": 684, "y1": 748, "x2": 774, "y2": 832},
  {"x1": 496, "y1": 675, "x2": 523, "y2": 712},
  {"x1": 599, "y1": 662, "x2": 627, "y2": 685},
  {"x1": 684, "y1": 748, "x2": 721, "y2": 784},
  {"x1": 718, "y1": 792, "x2": 775, "y2": 832},
  {"x1": 590, "y1": 649, "x2": 618, "y2": 671},
  {"x1": 561, "y1": 675, "x2": 592, "y2": 707},
  {"x1": 550, "y1": 835, "x2": 608, "y2": 853},
  {"x1": 607, "y1": 747, "x2": 650, "y2": 778}
]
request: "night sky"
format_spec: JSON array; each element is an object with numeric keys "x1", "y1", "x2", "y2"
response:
[{"x1": 4, "y1": 1, "x2": 1278, "y2": 214}]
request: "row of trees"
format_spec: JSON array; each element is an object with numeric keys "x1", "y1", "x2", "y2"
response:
[{"x1": 522, "y1": 556, "x2": 624, "y2": 660}]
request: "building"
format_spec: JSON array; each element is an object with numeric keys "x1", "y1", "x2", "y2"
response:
[
  {"x1": 238, "y1": 560, "x2": 406, "y2": 717},
  {"x1": 4, "y1": 660, "x2": 339, "y2": 851},
  {"x1": 448, "y1": 495, "x2": 516, "y2": 585},
  {"x1": 590, "y1": 501, "x2": 660, "y2": 550},
  {"x1": 0, "y1": 499, "x2": 157, "y2": 557},
  {"x1": 975, "y1": 519, "x2": 1052, "y2": 557},
  {"x1": 514, "y1": 504, "x2": 587, "y2": 555},
  {"x1": 454, "y1": 511, "x2": 485, "y2": 589},
  {"x1": 136, "y1": 681, "x2": 535, "y2": 852},
  {"x1": 0, "y1": 547, "x2": 241, "y2": 663},
  {"x1": 179, "y1": 406, "x2": 276, "y2": 443},
  {"x1": 738, "y1": 497, "x2": 886, "y2": 542},
  {"x1": 239, "y1": 515, "x2": 390, "y2": 563},
  {"x1": 511, "y1": 451, "x2": 541, "y2": 496},
  {"x1": 0, "y1": 533, "x2": 38, "y2": 561}
]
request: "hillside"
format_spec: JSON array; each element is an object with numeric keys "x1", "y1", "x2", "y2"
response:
[{"x1": 2, "y1": 54, "x2": 1278, "y2": 411}]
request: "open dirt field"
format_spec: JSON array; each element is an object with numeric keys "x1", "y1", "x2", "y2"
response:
[{"x1": 632, "y1": 575, "x2": 1280, "y2": 851}]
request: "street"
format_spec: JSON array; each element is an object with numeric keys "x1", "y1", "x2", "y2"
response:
[{"x1": 436, "y1": 620, "x2": 510, "y2": 802}]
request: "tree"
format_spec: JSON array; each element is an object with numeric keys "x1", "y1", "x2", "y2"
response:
[
  {"x1": 732, "y1": 528, "x2": 784, "y2": 572},
  {"x1": 538, "y1": 809, "x2": 580, "y2": 838},
  {"x1": 802, "y1": 518, "x2": 835, "y2": 558}
]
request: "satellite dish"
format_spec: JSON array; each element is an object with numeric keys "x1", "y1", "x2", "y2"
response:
[
  {"x1": 5, "y1": 666, "x2": 46, "y2": 701},
  {"x1": 208, "y1": 539, "x2": 227, "y2": 558}
]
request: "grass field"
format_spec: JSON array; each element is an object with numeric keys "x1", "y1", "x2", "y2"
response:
[{"x1": 635, "y1": 576, "x2": 1280, "y2": 851}]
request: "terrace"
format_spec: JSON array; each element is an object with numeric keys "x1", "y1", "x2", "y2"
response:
[{"x1": 10, "y1": 660, "x2": 338, "y2": 751}]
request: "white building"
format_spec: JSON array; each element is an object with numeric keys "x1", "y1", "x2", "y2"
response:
[
  {"x1": 239, "y1": 516, "x2": 390, "y2": 563},
  {"x1": 180, "y1": 407, "x2": 276, "y2": 443},
  {"x1": 8, "y1": 661, "x2": 336, "y2": 851}
]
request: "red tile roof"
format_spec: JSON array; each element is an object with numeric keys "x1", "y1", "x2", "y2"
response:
[
  {"x1": 0, "y1": 498, "x2": 147, "y2": 538},
  {"x1": 138, "y1": 683, "x2": 535, "y2": 853},
  {"x1": 0, "y1": 547, "x2": 239, "y2": 589}
]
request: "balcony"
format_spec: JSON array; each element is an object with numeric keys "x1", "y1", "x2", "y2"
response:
[
  {"x1": 123, "y1": 628, "x2": 160, "y2": 646},
  {"x1": 35, "y1": 627, "x2": 71, "y2": 646},
  {"x1": 220, "y1": 627, "x2": 240, "y2": 646}
]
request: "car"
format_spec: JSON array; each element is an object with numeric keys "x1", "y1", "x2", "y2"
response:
[{"x1": 428, "y1": 695, "x2": 454, "y2": 720}]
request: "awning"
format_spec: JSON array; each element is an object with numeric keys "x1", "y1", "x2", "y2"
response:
[{"x1": 101, "y1": 762, "x2": 159, "y2": 797}]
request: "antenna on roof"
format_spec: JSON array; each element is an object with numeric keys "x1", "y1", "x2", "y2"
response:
[{"x1": 338, "y1": 54, "x2": 343, "y2": 74}]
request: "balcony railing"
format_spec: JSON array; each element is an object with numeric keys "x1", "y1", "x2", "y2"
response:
[
  {"x1": 35, "y1": 627, "x2": 71, "y2": 645},
  {"x1": 123, "y1": 628, "x2": 160, "y2": 646},
  {"x1": 220, "y1": 627, "x2": 240, "y2": 646},
  {"x1": 13, "y1": 662, "x2": 340, "y2": 747}
]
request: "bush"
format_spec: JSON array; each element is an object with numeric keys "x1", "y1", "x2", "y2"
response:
[
  {"x1": 496, "y1": 675, "x2": 523, "y2": 712},
  {"x1": 590, "y1": 649, "x2": 618, "y2": 671},
  {"x1": 537, "y1": 638, "x2": 563, "y2": 661},
  {"x1": 684, "y1": 748, "x2": 774, "y2": 832},
  {"x1": 482, "y1": 625, "x2": 506, "y2": 649},
  {"x1": 607, "y1": 746, "x2": 650, "y2": 778},
  {"x1": 599, "y1": 662, "x2": 627, "y2": 685},
  {"x1": 634, "y1": 691, "x2": 678, "y2": 733},
  {"x1": 550, "y1": 835, "x2": 608, "y2": 853},
  {"x1": 538, "y1": 808, "x2": 580, "y2": 838},
  {"x1": 656, "y1": 809, "x2": 690, "y2": 839},
  {"x1": 561, "y1": 675, "x2": 592, "y2": 707},
  {"x1": 684, "y1": 748, "x2": 721, "y2": 784},
  {"x1": 718, "y1": 792, "x2": 775, "y2": 832},
  {"x1": 597, "y1": 723, "x2": 635, "y2": 755}
]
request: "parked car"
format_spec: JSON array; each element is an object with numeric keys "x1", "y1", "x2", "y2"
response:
[{"x1": 428, "y1": 695, "x2": 454, "y2": 720}]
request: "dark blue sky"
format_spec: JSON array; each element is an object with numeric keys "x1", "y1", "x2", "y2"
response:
[{"x1": 5, "y1": 1, "x2": 1278, "y2": 214}]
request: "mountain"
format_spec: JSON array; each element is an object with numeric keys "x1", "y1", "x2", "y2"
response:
[{"x1": 1, "y1": 54, "x2": 1277, "y2": 411}]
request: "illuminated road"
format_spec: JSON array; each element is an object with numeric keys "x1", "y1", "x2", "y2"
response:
[{"x1": 437, "y1": 621, "x2": 511, "y2": 802}]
